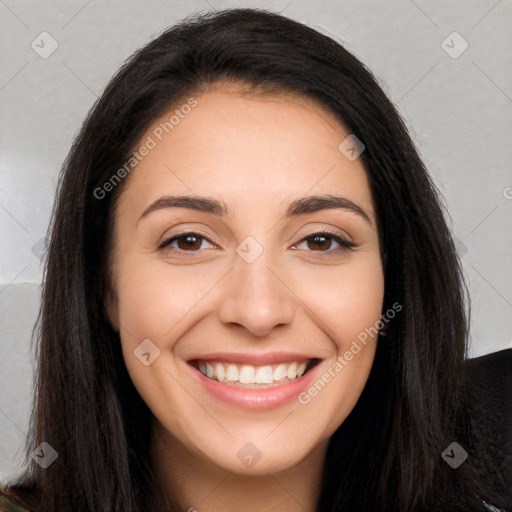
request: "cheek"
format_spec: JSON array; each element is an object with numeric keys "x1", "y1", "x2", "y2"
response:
[
  {"x1": 291, "y1": 254, "x2": 385, "y2": 345},
  {"x1": 293, "y1": 261, "x2": 384, "y2": 431},
  {"x1": 114, "y1": 258, "x2": 219, "y2": 341}
]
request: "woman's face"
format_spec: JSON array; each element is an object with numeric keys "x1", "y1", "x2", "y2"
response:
[{"x1": 106, "y1": 82, "x2": 384, "y2": 475}]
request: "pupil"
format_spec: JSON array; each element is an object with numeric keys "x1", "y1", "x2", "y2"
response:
[
  {"x1": 180, "y1": 235, "x2": 200, "y2": 250},
  {"x1": 310, "y1": 235, "x2": 329, "y2": 251}
]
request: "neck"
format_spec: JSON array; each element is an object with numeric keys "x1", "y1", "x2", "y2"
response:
[{"x1": 149, "y1": 420, "x2": 329, "y2": 512}]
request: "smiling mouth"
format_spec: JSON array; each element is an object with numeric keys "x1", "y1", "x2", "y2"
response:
[{"x1": 189, "y1": 359, "x2": 320, "y2": 389}]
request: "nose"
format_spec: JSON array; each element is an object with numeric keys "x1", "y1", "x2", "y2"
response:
[{"x1": 218, "y1": 248, "x2": 296, "y2": 338}]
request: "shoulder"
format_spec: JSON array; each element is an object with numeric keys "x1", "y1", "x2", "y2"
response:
[
  {"x1": 462, "y1": 348, "x2": 512, "y2": 507},
  {"x1": 465, "y1": 346, "x2": 512, "y2": 375},
  {"x1": 0, "y1": 485, "x2": 33, "y2": 512},
  {"x1": 464, "y1": 347, "x2": 512, "y2": 417},
  {"x1": 463, "y1": 347, "x2": 512, "y2": 442}
]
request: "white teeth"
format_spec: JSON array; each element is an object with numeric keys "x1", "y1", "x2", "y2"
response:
[
  {"x1": 226, "y1": 364, "x2": 238, "y2": 382},
  {"x1": 286, "y1": 362, "x2": 297, "y2": 380},
  {"x1": 255, "y1": 366, "x2": 274, "y2": 384},
  {"x1": 297, "y1": 362, "x2": 307, "y2": 377},
  {"x1": 273, "y1": 364, "x2": 287, "y2": 381},
  {"x1": 197, "y1": 360, "x2": 312, "y2": 384},
  {"x1": 215, "y1": 363, "x2": 225, "y2": 381},
  {"x1": 239, "y1": 365, "x2": 256, "y2": 384}
]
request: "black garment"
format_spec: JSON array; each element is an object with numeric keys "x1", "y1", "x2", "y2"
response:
[{"x1": 464, "y1": 348, "x2": 512, "y2": 511}]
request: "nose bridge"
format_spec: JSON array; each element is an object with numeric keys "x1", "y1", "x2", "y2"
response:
[{"x1": 218, "y1": 239, "x2": 296, "y2": 337}]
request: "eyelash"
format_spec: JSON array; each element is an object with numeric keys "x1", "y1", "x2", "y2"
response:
[{"x1": 158, "y1": 230, "x2": 355, "y2": 257}]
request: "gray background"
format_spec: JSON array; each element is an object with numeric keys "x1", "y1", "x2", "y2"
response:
[{"x1": 1, "y1": 0, "x2": 511, "y2": 480}]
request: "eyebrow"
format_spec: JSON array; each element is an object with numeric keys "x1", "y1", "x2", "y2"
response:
[{"x1": 138, "y1": 194, "x2": 372, "y2": 225}]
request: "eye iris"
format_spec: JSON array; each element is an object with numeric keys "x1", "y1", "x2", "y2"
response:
[
  {"x1": 171, "y1": 234, "x2": 340, "y2": 252},
  {"x1": 177, "y1": 234, "x2": 202, "y2": 251},
  {"x1": 308, "y1": 235, "x2": 331, "y2": 251}
]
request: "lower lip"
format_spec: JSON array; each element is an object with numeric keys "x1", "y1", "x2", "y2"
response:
[{"x1": 188, "y1": 362, "x2": 320, "y2": 411}]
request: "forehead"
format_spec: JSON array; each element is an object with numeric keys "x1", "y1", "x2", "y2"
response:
[{"x1": 116, "y1": 83, "x2": 375, "y2": 222}]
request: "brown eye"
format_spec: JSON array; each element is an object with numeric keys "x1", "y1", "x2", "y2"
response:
[
  {"x1": 175, "y1": 234, "x2": 203, "y2": 251},
  {"x1": 293, "y1": 232, "x2": 355, "y2": 253},
  {"x1": 307, "y1": 234, "x2": 332, "y2": 251},
  {"x1": 158, "y1": 232, "x2": 216, "y2": 254}
]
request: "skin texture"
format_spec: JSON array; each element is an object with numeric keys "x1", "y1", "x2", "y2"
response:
[{"x1": 106, "y1": 82, "x2": 385, "y2": 511}]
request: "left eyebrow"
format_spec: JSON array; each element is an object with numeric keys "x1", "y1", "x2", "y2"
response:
[
  {"x1": 284, "y1": 194, "x2": 372, "y2": 225},
  {"x1": 138, "y1": 193, "x2": 372, "y2": 226}
]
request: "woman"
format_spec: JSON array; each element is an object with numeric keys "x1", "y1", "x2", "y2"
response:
[{"x1": 1, "y1": 8, "x2": 510, "y2": 512}]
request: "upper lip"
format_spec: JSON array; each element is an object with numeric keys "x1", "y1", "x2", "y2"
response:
[{"x1": 187, "y1": 351, "x2": 318, "y2": 366}]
